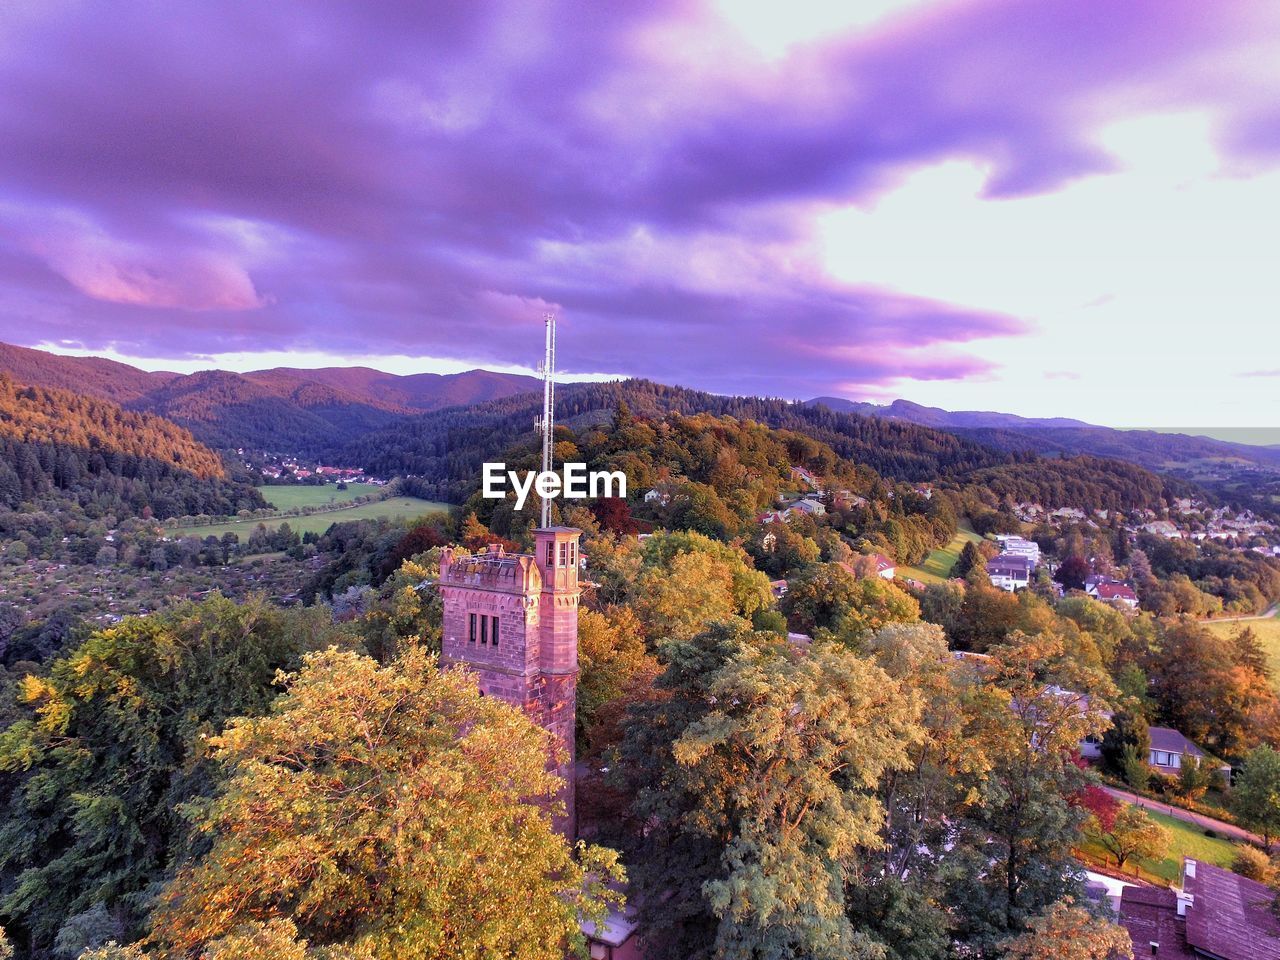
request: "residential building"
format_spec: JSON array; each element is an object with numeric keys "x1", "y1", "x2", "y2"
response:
[
  {"x1": 1086, "y1": 579, "x2": 1140, "y2": 610},
  {"x1": 791, "y1": 498, "x2": 826, "y2": 517},
  {"x1": 1148, "y1": 727, "x2": 1232, "y2": 781},
  {"x1": 988, "y1": 553, "x2": 1034, "y2": 591},
  {"x1": 994, "y1": 535, "x2": 1041, "y2": 565},
  {"x1": 1119, "y1": 859, "x2": 1280, "y2": 960},
  {"x1": 871, "y1": 553, "x2": 896, "y2": 580}
]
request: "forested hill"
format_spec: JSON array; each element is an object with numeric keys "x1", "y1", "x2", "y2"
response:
[
  {"x1": 0, "y1": 374, "x2": 265, "y2": 518},
  {"x1": 134, "y1": 370, "x2": 407, "y2": 453},
  {"x1": 0, "y1": 341, "x2": 543, "y2": 455},
  {"x1": 807, "y1": 395, "x2": 1280, "y2": 471},
  {"x1": 0, "y1": 341, "x2": 176, "y2": 404},
  {"x1": 340, "y1": 378, "x2": 1188, "y2": 513},
  {"x1": 338, "y1": 379, "x2": 1011, "y2": 500}
]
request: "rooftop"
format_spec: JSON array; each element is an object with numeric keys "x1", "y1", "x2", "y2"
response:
[{"x1": 1148, "y1": 727, "x2": 1206, "y2": 759}]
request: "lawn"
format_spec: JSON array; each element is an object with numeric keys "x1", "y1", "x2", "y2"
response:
[
  {"x1": 897, "y1": 520, "x2": 986, "y2": 585},
  {"x1": 172, "y1": 497, "x2": 451, "y2": 540},
  {"x1": 1079, "y1": 809, "x2": 1241, "y2": 885},
  {"x1": 257, "y1": 483, "x2": 383, "y2": 511},
  {"x1": 1204, "y1": 610, "x2": 1280, "y2": 689}
]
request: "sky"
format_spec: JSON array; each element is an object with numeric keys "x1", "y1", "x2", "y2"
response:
[{"x1": 1, "y1": 0, "x2": 1278, "y2": 428}]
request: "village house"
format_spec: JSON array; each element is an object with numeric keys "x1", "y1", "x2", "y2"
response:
[
  {"x1": 1148, "y1": 727, "x2": 1232, "y2": 782},
  {"x1": 993, "y1": 535, "x2": 1041, "y2": 566},
  {"x1": 988, "y1": 554, "x2": 1034, "y2": 592},
  {"x1": 789, "y1": 465, "x2": 819, "y2": 490},
  {"x1": 1119, "y1": 859, "x2": 1280, "y2": 960},
  {"x1": 871, "y1": 553, "x2": 896, "y2": 580},
  {"x1": 791, "y1": 498, "x2": 826, "y2": 517},
  {"x1": 1085, "y1": 579, "x2": 1140, "y2": 610},
  {"x1": 643, "y1": 487, "x2": 670, "y2": 506}
]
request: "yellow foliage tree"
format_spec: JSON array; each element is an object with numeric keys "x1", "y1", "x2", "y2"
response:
[
  {"x1": 1001, "y1": 898, "x2": 1131, "y2": 960},
  {"x1": 149, "y1": 648, "x2": 622, "y2": 960}
]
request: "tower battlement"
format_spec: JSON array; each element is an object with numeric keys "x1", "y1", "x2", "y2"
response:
[{"x1": 439, "y1": 527, "x2": 582, "y2": 833}]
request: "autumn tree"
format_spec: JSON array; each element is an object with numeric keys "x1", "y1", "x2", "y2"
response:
[
  {"x1": 847, "y1": 622, "x2": 1004, "y2": 959},
  {"x1": 576, "y1": 605, "x2": 660, "y2": 747},
  {"x1": 612, "y1": 623, "x2": 922, "y2": 960},
  {"x1": 945, "y1": 631, "x2": 1115, "y2": 949},
  {"x1": 150, "y1": 648, "x2": 622, "y2": 960},
  {"x1": 0, "y1": 596, "x2": 355, "y2": 953},
  {"x1": 1000, "y1": 898, "x2": 1131, "y2": 960},
  {"x1": 1089, "y1": 804, "x2": 1170, "y2": 870}
]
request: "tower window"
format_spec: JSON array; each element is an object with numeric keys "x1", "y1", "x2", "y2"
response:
[
  {"x1": 481, "y1": 614, "x2": 489, "y2": 645},
  {"x1": 491, "y1": 616, "x2": 500, "y2": 647},
  {"x1": 469, "y1": 612, "x2": 477, "y2": 643},
  {"x1": 559, "y1": 541, "x2": 568, "y2": 567},
  {"x1": 546, "y1": 541, "x2": 555, "y2": 568}
]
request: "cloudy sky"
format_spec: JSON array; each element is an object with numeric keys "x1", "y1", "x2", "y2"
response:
[{"x1": 1, "y1": 0, "x2": 1278, "y2": 427}]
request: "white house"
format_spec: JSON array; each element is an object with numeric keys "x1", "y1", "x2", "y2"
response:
[
  {"x1": 987, "y1": 554, "x2": 1034, "y2": 592},
  {"x1": 1085, "y1": 579, "x2": 1140, "y2": 610},
  {"x1": 994, "y1": 535, "x2": 1041, "y2": 566},
  {"x1": 1148, "y1": 727, "x2": 1232, "y2": 782},
  {"x1": 871, "y1": 553, "x2": 896, "y2": 580},
  {"x1": 791, "y1": 498, "x2": 826, "y2": 517}
]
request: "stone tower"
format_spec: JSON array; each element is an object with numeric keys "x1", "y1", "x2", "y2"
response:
[{"x1": 438, "y1": 526, "x2": 582, "y2": 833}]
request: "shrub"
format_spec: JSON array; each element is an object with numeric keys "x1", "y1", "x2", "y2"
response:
[{"x1": 1232, "y1": 846, "x2": 1273, "y2": 883}]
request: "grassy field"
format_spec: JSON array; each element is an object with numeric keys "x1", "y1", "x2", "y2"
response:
[
  {"x1": 1079, "y1": 809, "x2": 1240, "y2": 885},
  {"x1": 1204, "y1": 609, "x2": 1280, "y2": 685},
  {"x1": 173, "y1": 497, "x2": 450, "y2": 540},
  {"x1": 897, "y1": 520, "x2": 986, "y2": 585},
  {"x1": 257, "y1": 483, "x2": 383, "y2": 511}
]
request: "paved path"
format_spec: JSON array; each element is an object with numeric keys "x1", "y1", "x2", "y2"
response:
[
  {"x1": 1100, "y1": 784, "x2": 1263, "y2": 847},
  {"x1": 1202, "y1": 600, "x2": 1280, "y2": 625}
]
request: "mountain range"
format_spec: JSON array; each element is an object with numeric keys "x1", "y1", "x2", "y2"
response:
[
  {"x1": 0, "y1": 342, "x2": 541, "y2": 455},
  {"x1": 4, "y1": 341, "x2": 1279, "y2": 498},
  {"x1": 805, "y1": 396, "x2": 1280, "y2": 472}
]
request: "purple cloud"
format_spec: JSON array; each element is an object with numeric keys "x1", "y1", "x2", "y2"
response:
[{"x1": 0, "y1": 0, "x2": 1276, "y2": 398}]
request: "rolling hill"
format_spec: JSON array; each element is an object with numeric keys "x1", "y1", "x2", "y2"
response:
[
  {"x1": 0, "y1": 374, "x2": 265, "y2": 518},
  {"x1": 0, "y1": 342, "x2": 542, "y2": 454},
  {"x1": 806, "y1": 396, "x2": 1280, "y2": 471}
]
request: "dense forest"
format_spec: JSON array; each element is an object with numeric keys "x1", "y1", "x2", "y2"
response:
[
  {"x1": 341, "y1": 378, "x2": 1196, "y2": 518},
  {"x1": 964, "y1": 455, "x2": 1190, "y2": 513},
  {"x1": 0, "y1": 376, "x2": 264, "y2": 520}
]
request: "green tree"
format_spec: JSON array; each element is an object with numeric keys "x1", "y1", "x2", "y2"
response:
[
  {"x1": 0, "y1": 596, "x2": 355, "y2": 951},
  {"x1": 945, "y1": 631, "x2": 1115, "y2": 949},
  {"x1": 955, "y1": 541, "x2": 985, "y2": 580},
  {"x1": 151, "y1": 648, "x2": 622, "y2": 960},
  {"x1": 1100, "y1": 710, "x2": 1150, "y2": 780},
  {"x1": 1233, "y1": 745, "x2": 1280, "y2": 849},
  {"x1": 613, "y1": 623, "x2": 922, "y2": 960},
  {"x1": 1176, "y1": 755, "x2": 1216, "y2": 801}
]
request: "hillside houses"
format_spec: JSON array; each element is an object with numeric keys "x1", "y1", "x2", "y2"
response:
[
  {"x1": 1084, "y1": 577, "x2": 1140, "y2": 609},
  {"x1": 988, "y1": 554, "x2": 1034, "y2": 591}
]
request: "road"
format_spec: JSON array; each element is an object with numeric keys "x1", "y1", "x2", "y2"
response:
[
  {"x1": 1100, "y1": 784, "x2": 1263, "y2": 847},
  {"x1": 1203, "y1": 600, "x2": 1280, "y2": 624}
]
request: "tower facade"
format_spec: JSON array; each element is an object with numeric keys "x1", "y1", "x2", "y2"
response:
[{"x1": 438, "y1": 526, "x2": 581, "y2": 833}]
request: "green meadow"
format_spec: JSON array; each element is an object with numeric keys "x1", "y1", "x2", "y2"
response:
[
  {"x1": 172, "y1": 496, "x2": 451, "y2": 540},
  {"x1": 897, "y1": 520, "x2": 986, "y2": 585},
  {"x1": 257, "y1": 483, "x2": 383, "y2": 511}
]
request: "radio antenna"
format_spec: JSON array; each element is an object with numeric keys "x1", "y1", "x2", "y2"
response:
[{"x1": 539, "y1": 312, "x2": 556, "y2": 528}]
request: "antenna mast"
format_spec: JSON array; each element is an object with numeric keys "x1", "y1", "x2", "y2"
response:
[{"x1": 539, "y1": 312, "x2": 556, "y2": 528}]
